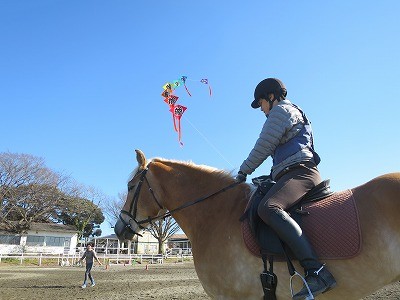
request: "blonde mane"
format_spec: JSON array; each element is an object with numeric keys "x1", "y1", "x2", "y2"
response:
[
  {"x1": 151, "y1": 157, "x2": 235, "y2": 182},
  {"x1": 127, "y1": 157, "x2": 234, "y2": 183}
]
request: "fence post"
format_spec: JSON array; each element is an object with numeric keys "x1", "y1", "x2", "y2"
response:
[{"x1": 39, "y1": 253, "x2": 42, "y2": 266}]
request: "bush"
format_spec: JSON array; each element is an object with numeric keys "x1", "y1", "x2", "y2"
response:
[{"x1": 0, "y1": 258, "x2": 20, "y2": 265}]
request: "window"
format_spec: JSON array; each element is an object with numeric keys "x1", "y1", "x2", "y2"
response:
[
  {"x1": 26, "y1": 235, "x2": 45, "y2": 246},
  {"x1": 26, "y1": 235, "x2": 71, "y2": 247},
  {"x1": 0, "y1": 235, "x2": 21, "y2": 245},
  {"x1": 44, "y1": 236, "x2": 65, "y2": 247}
]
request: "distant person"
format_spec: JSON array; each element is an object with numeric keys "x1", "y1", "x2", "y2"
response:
[
  {"x1": 78, "y1": 244, "x2": 102, "y2": 288},
  {"x1": 236, "y1": 78, "x2": 336, "y2": 299}
]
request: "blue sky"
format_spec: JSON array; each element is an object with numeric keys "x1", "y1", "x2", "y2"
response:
[{"x1": 1, "y1": 1, "x2": 399, "y2": 236}]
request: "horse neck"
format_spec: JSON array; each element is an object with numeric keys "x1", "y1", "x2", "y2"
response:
[{"x1": 152, "y1": 161, "x2": 249, "y2": 239}]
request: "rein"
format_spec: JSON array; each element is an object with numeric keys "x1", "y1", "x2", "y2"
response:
[{"x1": 119, "y1": 163, "x2": 241, "y2": 236}]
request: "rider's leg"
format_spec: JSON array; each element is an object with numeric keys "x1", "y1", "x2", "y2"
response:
[{"x1": 258, "y1": 163, "x2": 336, "y2": 299}]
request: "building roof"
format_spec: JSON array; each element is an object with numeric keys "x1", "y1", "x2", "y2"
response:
[
  {"x1": 0, "y1": 222, "x2": 77, "y2": 233},
  {"x1": 169, "y1": 233, "x2": 188, "y2": 240},
  {"x1": 30, "y1": 222, "x2": 77, "y2": 233}
]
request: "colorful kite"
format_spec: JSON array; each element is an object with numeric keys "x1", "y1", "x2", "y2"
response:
[{"x1": 162, "y1": 75, "x2": 212, "y2": 145}]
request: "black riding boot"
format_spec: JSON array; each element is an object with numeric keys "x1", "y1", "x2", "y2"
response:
[{"x1": 263, "y1": 209, "x2": 336, "y2": 299}]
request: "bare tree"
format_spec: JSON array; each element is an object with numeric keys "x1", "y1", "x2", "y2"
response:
[
  {"x1": 147, "y1": 217, "x2": 180, "y2": 254},
  {"x1": 102, "y1": 191, "x2": 127, "y2": 227}
]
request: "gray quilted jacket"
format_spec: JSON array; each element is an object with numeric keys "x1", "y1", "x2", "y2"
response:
[{"x1": 239, "y1": 99, "x2": 315, "y2": 180}]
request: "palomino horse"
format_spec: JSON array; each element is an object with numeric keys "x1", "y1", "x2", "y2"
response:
[{"x1": 115, "y1": 150, "x2": 400, "y2": 300}]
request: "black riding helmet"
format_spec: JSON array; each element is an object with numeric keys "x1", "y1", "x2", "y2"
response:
[{"x1": 251, "y1": 78, "x2": 287, "y2": 109}]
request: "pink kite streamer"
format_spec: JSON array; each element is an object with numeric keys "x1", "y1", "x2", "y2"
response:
[{"x1": 162, "y1": 75, "x2": 212, "y2": 145}]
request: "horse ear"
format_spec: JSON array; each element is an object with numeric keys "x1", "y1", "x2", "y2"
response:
[{"x1": 135, "y1": 149, "x2": 147, "y2": 169}]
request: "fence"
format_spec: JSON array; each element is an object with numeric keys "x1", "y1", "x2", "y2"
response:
[
  {"x1": 0, "y1": 252, "x2": 80, "y2": 266},
  {"x1": 0, "y1": 250, "x2": 193, "y2": 266}
]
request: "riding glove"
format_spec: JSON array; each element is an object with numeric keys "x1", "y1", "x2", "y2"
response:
[{"x1": 236, "y1": 171, "x2": 247, "y2": 182}]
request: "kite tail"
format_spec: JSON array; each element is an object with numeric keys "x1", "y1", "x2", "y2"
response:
[
  {"x1": 172, "y1": 113, "x2": 184, "y2": 145},
  {"x1": 183, "y1": 82, "x2": 192, "y2": 97},
  {"x1": 172, "y1": 114, "x2": 178, "y2": 132}
]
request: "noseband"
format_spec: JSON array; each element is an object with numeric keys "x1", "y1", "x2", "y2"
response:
[
  {"x1": 119, "y1": 165, "x2": 163, "y2": 237},
  {"x1": 119, "y1": 163, "x2": 241, "y2": 237}
]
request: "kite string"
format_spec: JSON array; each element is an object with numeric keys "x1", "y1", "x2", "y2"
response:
[{"x1": 183, "y1": 116, "x2": 235, "y2": 168}]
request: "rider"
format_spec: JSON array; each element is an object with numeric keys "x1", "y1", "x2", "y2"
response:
[{"x1": 236, "y1": 78, "x2": 336, "y2": 299}]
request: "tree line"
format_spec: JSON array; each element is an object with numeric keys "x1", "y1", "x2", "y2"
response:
[
  {"x1": 1, "y1": 151, "x2": 182, "y2": 254},
  {"x1": 0, "y1": 152, "x2": 105, "y2": 240}
]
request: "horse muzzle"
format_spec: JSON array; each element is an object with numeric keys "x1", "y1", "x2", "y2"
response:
[{"x1": 114, "y1": 219, "x2": 137, "y2": 241}]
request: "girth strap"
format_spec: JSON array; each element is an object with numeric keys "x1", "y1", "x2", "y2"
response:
[{"x1": 260, "y1": 253, "x2": 277, "y2": 300}]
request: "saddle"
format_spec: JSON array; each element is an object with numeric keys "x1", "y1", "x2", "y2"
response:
[{"x1": 241, "y1": 176, "x2": 362, "y2": 260}]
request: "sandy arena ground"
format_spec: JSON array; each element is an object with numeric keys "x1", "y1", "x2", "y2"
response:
[{"x1": 0, "y1": 262, "x2": 399, "y2": 299}]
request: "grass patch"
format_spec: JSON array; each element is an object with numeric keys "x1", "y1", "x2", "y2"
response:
[{"x1": 0, "y1": 257, "x2": 61, "y2": 266}]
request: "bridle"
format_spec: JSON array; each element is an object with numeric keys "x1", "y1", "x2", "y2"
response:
[
  {"x1": 118, "y1": 162, "x2": 241, "y2": 237},
  {"x1": 119, "y1": 164, "x2": 163, "y2": 237}
]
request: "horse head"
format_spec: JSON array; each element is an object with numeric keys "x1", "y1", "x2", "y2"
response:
[
  {"x1": 114, "y1": 149, "x2": 166, "y2": 241},
  {"x1": 114, "y1": 149, "x2": 244, "y2": 241}
]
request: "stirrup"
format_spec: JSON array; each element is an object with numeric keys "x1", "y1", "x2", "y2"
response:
[{"x1": 290, "y1": 270, "x2": 314, "y2": 300}]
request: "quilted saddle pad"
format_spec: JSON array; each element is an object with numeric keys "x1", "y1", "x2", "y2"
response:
[{"x1": 242, "y1": 189, "x2": 362, "y2": 260}]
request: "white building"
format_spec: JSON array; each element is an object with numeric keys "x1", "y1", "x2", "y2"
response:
[
  {"x1": 92, "y1": 231, "x2": 161, "y2": 255},
  {"x1": 92, "y1": 232, "x2": 190, "y2": 255},
  {"x1": 0, "y1": 222, "x2": 78, "y2": 255},
  {"x1": 137, "y1": 231, "x2": 161, "y2": 254}
]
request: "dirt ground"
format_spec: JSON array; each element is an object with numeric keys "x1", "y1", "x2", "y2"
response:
[
  {"x1": 0, "y1": 262, "x2": 207, "y2": 300},
  {"x1": 0, "y1": 262, "x2": 399, "y2": 300}
]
